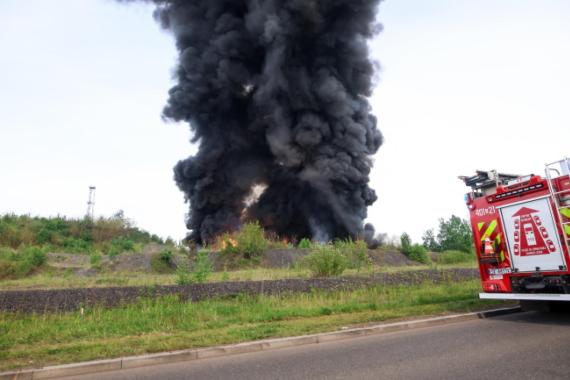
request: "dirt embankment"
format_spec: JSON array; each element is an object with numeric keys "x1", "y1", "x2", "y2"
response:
[
  {"x1": 0, "y1": 268, "x2": 478, "y2": 313},
  {"x1": 45, "y1": 247, "x2": 417, "y2": 275}
]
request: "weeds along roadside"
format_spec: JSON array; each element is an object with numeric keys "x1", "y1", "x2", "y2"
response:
[{"x1": 0, "y1": 279, "x2": 509, "y2": 372}]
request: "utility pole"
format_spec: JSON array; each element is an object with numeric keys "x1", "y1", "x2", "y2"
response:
[{"x1": 86, "y1": 186, "x2": 96, "y2": 221}]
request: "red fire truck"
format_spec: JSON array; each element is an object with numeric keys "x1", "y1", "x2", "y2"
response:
[{"x1": 461, "y1": 158, "x2": 570, "y2": 307}]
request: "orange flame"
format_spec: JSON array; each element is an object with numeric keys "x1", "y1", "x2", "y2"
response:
[
  {"x1": 215, "y1": 236, "x2": 238, "y2": 251},
  {"x1": 222, "y1": 238, "x2": 238, "y2": 250}
]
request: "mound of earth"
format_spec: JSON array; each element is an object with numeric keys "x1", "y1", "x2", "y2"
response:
[
  {"x1": 46, "y1": 244, "x2": 184, "y2": 275},
  {"x1": 262, "y1": 248, "x2": 310, "y2": 268},
  {"x1": 368, "y1": 248, "x2": 420, "y2": 266},
  {"x1": 214, "y1": 247, "x2": 420, "y2": 270},
  {"x1": 45, "y1": 245, "x2": 420, "y2": 275}
]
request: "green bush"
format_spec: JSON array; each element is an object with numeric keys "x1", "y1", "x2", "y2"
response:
[
  {"x1": 22, "y1": 246, "x2": 47, "y2": 267},
  {"x1": 191, "y1": 250, "x2": 213, "y2": 283},
  {"x1": 175, "y1": 267, "x2": 192, "y2": 285},
  {"x1": 62, "y1": 237, "x2": 93, "y2": 254},
  {"x1": 304, "y1": 245, "x2": 348, "y2": 277},
  {"x1": 106, "y1": 245, "x2": 121, "y2": 258},
  {"x1": 298, "y1": 238, "x2": 312, "y2": 249},
  {"x1": 159, "y1": 248, "x2": 173, "y2": 263},
  {"x1": 109, "y1": 237, "x2": 135, "y2": 253},
  {"x1": 334, "y1": 239, "x2": 370, "y2": 271},
  {"x1": 0, "y1": 246, "x2": 46, "y2": 279},
  {"x1": 175, "y1": 250, "x2": 212, "y2": 285},
  {"x1": 235, "y1": 222, "x2": 268, "y2": 259},
  {"x1": 220, "y1": 222, "x2": 269, "y2": 260},
  {"x1": 150, "y1": 249, "x2": 175, "y2": 274},
  {"x1": 89, "y1": 252, "x2": 102, "y2": 269},
  {"x1": 400, "y1": 233, "x2": 412, "y2": 254},
  {"x1": 406, "y1": 244, "x2": 430, "y2": 264},
  {"x1": 437, "y1": 250, "x2": 475, "y2": 265},
  {"x1": 0, "y1": 261, "x2": 16, "y2": 279}
]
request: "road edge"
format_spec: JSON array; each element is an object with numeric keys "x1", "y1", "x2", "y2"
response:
[{"x1": 0, "y1": 306, "x2": 521, "y2": 380}]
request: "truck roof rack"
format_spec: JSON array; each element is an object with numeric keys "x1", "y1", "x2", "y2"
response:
[{"x1": 459, "y1": 170, "x2": 521, "y2": 192}]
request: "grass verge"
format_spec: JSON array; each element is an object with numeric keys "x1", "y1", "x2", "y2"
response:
[
  {"x1": 0, "y1": 279, "x2": 509, "y2": 371},
  {"x1": 0, "y1": 263, "x2": 477, "y2": 290}
]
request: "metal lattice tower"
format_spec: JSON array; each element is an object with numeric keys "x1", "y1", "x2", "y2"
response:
[{"x1": 86, "y1": 186, "x2": 96, "y2": 221}]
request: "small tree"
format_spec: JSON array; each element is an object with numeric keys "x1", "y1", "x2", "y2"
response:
[
  {"x1": 422, "y1": 229, "x2": 440, "y2": 252},
  {"x1": 437, "y1": 215, "x2": 473, "y2": 253},
  {"x1": 400, "y1": 232, "x2": 412, "y2": 255}
]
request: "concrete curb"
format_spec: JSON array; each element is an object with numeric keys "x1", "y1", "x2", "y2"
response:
[{"x1": 0, "y1": 306, "x2": 521, "y2": 380}]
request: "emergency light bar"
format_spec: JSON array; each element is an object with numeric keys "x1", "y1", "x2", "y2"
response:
[{"x1": 488, "y1": 175, "x2": 545, "y2": 202}]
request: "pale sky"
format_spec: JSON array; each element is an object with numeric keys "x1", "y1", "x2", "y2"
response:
[{"x1": 1, "y1": 0, "x2": 569, "y2": 243}]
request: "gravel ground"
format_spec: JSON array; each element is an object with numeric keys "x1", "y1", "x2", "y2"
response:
[{"x1": 0, "y1": 268, "x2": 478, "y2": 314}]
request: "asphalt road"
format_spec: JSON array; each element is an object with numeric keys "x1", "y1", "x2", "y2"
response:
[{"x1": 69, "y1": 311, "x2": 570, "y2": 380}]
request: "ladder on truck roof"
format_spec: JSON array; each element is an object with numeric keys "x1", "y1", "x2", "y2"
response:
[
  {"x1": 545, "y1": 158, "x2": 570, "y2": 256},
  {"x1": 460, "y1": 170, "x2": 520, "y2": 192}
]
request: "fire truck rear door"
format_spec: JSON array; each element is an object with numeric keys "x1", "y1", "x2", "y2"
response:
[{"x1": 498, "y1": 196, "x2": 567, "y2": 273}]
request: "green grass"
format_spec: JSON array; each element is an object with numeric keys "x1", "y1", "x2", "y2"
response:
[
  {"x1": 0, "y1": 247, "x2": 47, "y2": 280},
  {"x1": 435, "y1": 250, "x2": 477, "y2": 265},
  {"x1": 0, "y1": 262, "x2": 478, "y2": 290},
  {"x1": 0, "y1": 279, "x2": 508, "y2": 371}
]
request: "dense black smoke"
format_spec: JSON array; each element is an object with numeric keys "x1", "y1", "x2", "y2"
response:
[{"x1": 130, "y1": 0, "x2": 383, "y2": 244}]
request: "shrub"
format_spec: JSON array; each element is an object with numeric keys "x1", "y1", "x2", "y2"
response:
[
  {"x1": 62, "y1": 237, "x2": 93, "y2": 254},
  {"x1": 304, "y1": 245, "x2": 348, "y2": 277},
  {"x1": 22, "y1": 246, "x2": 47, "y2": 267},
  {"x1": 159, "y1": 248, "x2": 174, "y2": 263},
  {"x1": 0, "y1": 246, "x2": 46, "y2": 279},
  {"x1": 235, "y1": 222, "x2": 268, "y2": 259},
  {"x1": 0, "y1": 261, "x2": 16, "y2": 279},
  {"x1": 89, "y1": 252, "x2": 102, "y2": 269},
  {"x1": 220, "y1": 223, "x2": 269, "y2": 260},
  {"x1": 175, "y1": 250, "x2": 212, "y2": 285},
  {"x1": 106, "y1": 245, "x2": 121, "y2": 258},
  {"x1": 406, "y1": 244, "x2": 431, "y2": 264},
  {"x1": 298, "y1": 238, "x2": 312, "y2": 249},
  {"x1": 191, "y1": 250, "x2": 213, "y2": 283},
  {"x1": 334, "y1": 239, "x2": 370, "y2": 271},
  {"x1": 109, "y1": 237, "x2": 135, "y2": 253},
  {"x1": 437, "y1": 250, "x2": 475, "y2": 265},
  {"x1": 175, "y1": 267, "x2": 192, "y2": 285},
  {"x1": 151, "y1": 249, "x2": 175, "y2": 274},
  {"x1": 400, "y1": 233, "x2": 412, "y2": 254}
]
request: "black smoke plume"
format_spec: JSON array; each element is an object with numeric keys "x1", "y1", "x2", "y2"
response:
[{"x1": 128, "y1": 0, "x2": 383, "y2": 244}]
